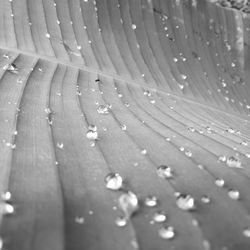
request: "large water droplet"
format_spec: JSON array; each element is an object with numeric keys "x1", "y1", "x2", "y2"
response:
[
  {"x1": 118, "y1": 191, "x2": 139, "y2": 219},
  {"x1": 105, "y1": 173, "x2": 123, "y2": 190},
  {"x1": 176, "y1": 194, "x2": 195, "y2": 210},
  {"x1": 157, "y1": 165, "x2": 173, "y2": 179},
  {"x1": 144, "y1": 196, "x2": 158, "y2": 207},
  {"x1": 158, "y1": 226, "x2": 175, "y2": 240},
  {"x1": 97, "y1": 104, "x2": 111, "y2": 114},
  {"x1": 153, "y1": 211, "x2": 167, "y2": 223},
  {"x1": 226, "y1": 156, "x2": 242, "y2": 168}
]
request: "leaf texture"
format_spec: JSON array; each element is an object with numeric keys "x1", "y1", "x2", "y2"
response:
[{"x1": 0, "y1": 0, "x2": 250, "y2": 250}]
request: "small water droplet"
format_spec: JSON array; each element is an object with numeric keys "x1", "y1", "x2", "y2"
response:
[
  {"x1": 158, "y1": 226, "x2": 175, "y2": 240},
  {"x1": 176, "y1": 194, "x2": 195, "y2": 210},
  {"x1": 2, "y1": 191, "x2": 11, "y2": 201},
  {"x1": 88, "y1": 124, "x2": 97, "y2": 131},
  {"x1": 201, "y1": 196, "x2": 211, "y2": 204},
  {"x1": 218, "y1": 155, "x2": 227, "y2": 162},
  {"x1": 75, "y1": 216, "x2": 85, "y2": 224},
  {"x1": 56, "y1": 143, "x2": 64, "y2": 149},
  {"x1": 141, "y1": 149, "x2": 147, "y2": 155},
  {"x1": 118, "y1": 191, "x2": 139, "y2": 219},
  {"x1": 226, "y1": 156, "x2": 242, "y2": 168},
  {"x1": 188, "y1": 127, "x2": 195, "y2": 132},
  {"x1": 86, "y1": 130, "x2": 98, "y2": 140},
  {"x1": 115, "y1": 216, "x2": 127, "y2": 227},
  {"x1": 228, "y1": 190, "x2": 240, "y2": 200},
  {"x1": 215, "y1": 179, "x2": 225, "y2": 187},
  {"x1": 185, "y1": 150, "x2": 192, "y2": 157},
  {"x1": 243, "y1": 228, "x2": 250, "y2": 238},
  {"x1": 105, "y1": 173, "x2": 123, "y2": 190},
  {"x1": 121, "y1": 124, "x2": 127, "y2": 131},
  {"x1": 1, "y1": 203, "x2": 14, "y2": 215},
  {"x1": 144, "y1": 196, "x2": 158, "y2": 207},
  {"x1": 132, "y1": 24, "x2": 137, "y2": 30},
  {"x1": 97, "y1": 104, "x2": 111, "y2": 114},
  {"x1": 157, "y1": 165, "x2": 173, "y2": 179},
  {"x1": 153, "y1": 211, "x2": 167, "y2": 223}
]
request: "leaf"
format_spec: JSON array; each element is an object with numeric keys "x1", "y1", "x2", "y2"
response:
[{"x1": 0, "y1": 0, "x2": 250, "y2": 250}]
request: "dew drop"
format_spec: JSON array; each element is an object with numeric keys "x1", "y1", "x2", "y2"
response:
[
  {"x1": 226, "y1": 156, "x2": 242, "y2": 168},
  {"x1": 228, "y1": 190, "x2": 240, "y2": 200},
  {"x1": 132, "y1": 24, "x2": 137, "y2": 30},
  {"x1": 2, "y1": 191, "x2": 11, "y2": 201},
  {"x1": 215, "y1": 179, "x2": 225, "y2": 187},
  {"x1": 121, "y1": 124, "x2": 127, "y2": 131},
  {"x1": 176, "y1": 194, "x2": 195, "y2": 211},
  {"x1": 218, "y1": 155, "x2": 227, "y2": 162},
  {"x1": 141, "y1": 149, "x2": 147, "y2": 155},
  {"x1": 185, "y1": 150, "x2": 192, "y2": 157},
  {"x1": 75, "y1": 216, "x2": 85, "y2": 224},
  {"x1": 97, "y1": 104, "x2": 111, "y2": 114},
  {"x1": 115, "y1": 216, "x2": 127, "y2": 227},
  {"x1": 243, "y1": 228, "x2": 250, "y2": 238},
  {"x1": 156, "y1": 165, "x2": 173, "y2": 179},
  {"x1": 118, "y1": 191, "x2": 139, "y2": 219},
  {"x1": 105, "y1": 173, "x2": 123, "y2": 190},
  {"x1": 144, "y1": 196, "x2": 158, "y2": 207},
  {"x1": 1, "y1": 203, "x2": 14, "y2": 215},
  {"x1": 158, "y1": 226, "x2": 175, "y2": 240},
  {"x1": 153, "y1": 211, "x2": 167, "y2": 223},
  {"x1": 86, "y1": 130, "x2": 98, "y2": 140},
  {"x1": 201, "y1": 196, "x2": 211, "y2": 204}
]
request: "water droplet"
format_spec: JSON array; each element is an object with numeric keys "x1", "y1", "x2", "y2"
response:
[
  {"x1": 218, "y1": 155, "x2": 227, "y2": 162},
  {"x1": 97, "y1": 104, "x2": 111, "y2": 114},
  {"x1": 121, "y1": 124, "x2": 127, "y2": 131},
  {"x1": 153, "y1": 211, "x2": 167, "y2": 223},
  {"x1": 158, "y1": 226, "x2": 175, "y2": 240},
  {"x1": 118, "y1": 191, "x2": 139, "y2": 219},
  {"x1": 56, "y1": 143, "x2": 64, "y2": 149},
  {"x1": 228, "y1": 190, "x2": 240, "y2": 200},
  {"x1": 157, "y1": 165, "x2": 173, "y2": 179},
  {"x1": 0, "y1": 237, "x2": 3, "y2": 249},
  {"x1": 203, "y1": 240, "x2": 211, "y2": 250},
  {"x1": 141, "y1": 149, "x2": 147, "y2": 155},
  {"x1": 105, "y1": 173, "x2": 123, "y2": 190},
  {"x1": 2, "y1": 191, "x2": 11, "y2": 201},
  {"x1": 176, "y1": 194, "x2": 195, "y2": 211},
  {"x1": 179, "y1": 147, "x2": 185, "y2": 152},
  {"x1": 201, "y1": 196, "x2": 211, "y2": 204},
  {"x1": 243, "y1": 228, "x2": 250, "y2": 238},
  {"x1": 115, "y1": 216, "x2": 127, "y2": 227},
  {"x1": 75, "y1": 216, "x2": 85, "y2": 224},
  {"x1": 132, "y1": 24, "x2": 137, "y2": 30},
  {"x1": 86, "y1": 130, "x2": 98, "y2": 140},
  {"x1": 185, "y1": 150, "x2": 192, "y2": 157},
  {"x1": 226, "y1": 156, "x2": 242, "y2": 168},
  {"x1": 215, "y1": 179, "x2": 225, "y2": 187},
  {"x1": 88, "y1": 124, "x2": 97, "y2": 131},
  {"x1": 240, "y1": 141, "x2": 248, "y2": 146},
  {"x1": 144, "y1": 196, "x2": 158, "y2": 207},
  {"x1": 188, "y1": 127, "x2": 195, "y2": 132},
  {"x1": 1, "y1": 203, "x2": 14, "y2": 214}
]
